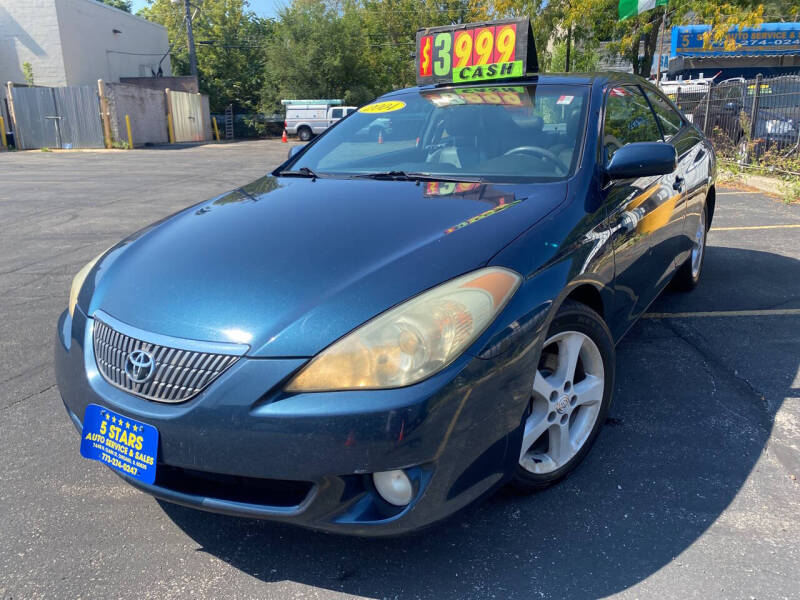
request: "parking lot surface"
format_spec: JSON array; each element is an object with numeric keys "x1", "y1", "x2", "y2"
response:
[{"x1": 1, "y1": 140, "x2": 798, "y2": 600}]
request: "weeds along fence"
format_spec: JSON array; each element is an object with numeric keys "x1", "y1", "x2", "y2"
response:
[{"x1": 665, "y1": 72, "x2": 800, "y2": 170}]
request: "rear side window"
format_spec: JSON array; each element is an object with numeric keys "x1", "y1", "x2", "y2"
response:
[
  {"x1": 330, "y1": 108, "x2": 343, "y2": 119},
  {"x1": 644, "y1": 88, "x2": 682, "y2": 140},
  {"x1": 602, "y1": 86, "x2": 662, "y2": 163}
]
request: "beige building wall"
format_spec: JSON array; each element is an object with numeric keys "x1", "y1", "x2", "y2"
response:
[
  {"x1": 0, "y1": 0, "x2": 171, "y2": 125},
  {"x1": 55, "y1": 0, "x2": 171, "y2": 85},
  {"x1": 0, "y1": 0, "x2": 67, "y2": 88}
]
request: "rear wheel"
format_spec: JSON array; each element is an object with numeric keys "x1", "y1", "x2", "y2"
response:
[
  {"x1": 672, "y1": 202, "x2": 707, "y2": 291},
  {"x1": 298, "y1": 126, "x2": 312, "y2": 142},
  {"x1": 511, "y1": 300, "x2": 614, "y2": 492}
]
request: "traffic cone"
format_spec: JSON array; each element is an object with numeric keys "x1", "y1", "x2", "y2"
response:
[
  {"x1": 377, "y1": 130, "x2": 383, "y2": 144},
  {"x1": 281, "y1": 129, "x2": 288, "y2": 143}
]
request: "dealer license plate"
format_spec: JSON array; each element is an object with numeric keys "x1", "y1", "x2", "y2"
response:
[{"x1": 80, "y1": 404, "x2": 158, "y2": 484}]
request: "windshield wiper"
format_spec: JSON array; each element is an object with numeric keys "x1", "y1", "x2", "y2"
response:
[
  {"x1": 277, "y1": 166, "x2": 323, "y2": 178},
  {"x1": 351, "y1": 171, "x2": 484, "y2": 183}
]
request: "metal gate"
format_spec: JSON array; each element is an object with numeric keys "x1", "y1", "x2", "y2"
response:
[
  {"x1": 9, "y1": 85, "x2": 104, "y2": 149},
  {"x1": 170, "y1": 91, "x2": 206, "y2": 142}
]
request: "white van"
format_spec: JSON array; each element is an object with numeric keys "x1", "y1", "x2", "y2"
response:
[{"x1": 282, "y1": 100, "x2": 357, "y2": 141}]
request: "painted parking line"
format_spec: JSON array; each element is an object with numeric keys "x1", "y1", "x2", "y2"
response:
[
  {"x1": 711, "y1": 224, "x2": 800, "y2": 231},
  {"x1": 643, "y1": 309, "x2": 800, "y2": 319}
]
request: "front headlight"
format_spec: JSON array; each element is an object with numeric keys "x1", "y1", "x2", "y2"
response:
[
  {"x1": 286, "y1": 267, "x2": 521, "y2": 392},
  {"x1": 68, "y1": 251, "x2": 106, "y2": 317},
  {"x1": 765, "y1": 119, "x2": 793, "y2": 135}
]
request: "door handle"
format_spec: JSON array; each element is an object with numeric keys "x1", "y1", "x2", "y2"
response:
[
  {"x1": 673, "y1": 176, "x2": 685, "y2": 192},
  {"x1": 694, "y1": 149, "x2": 706, "y2": 162}
]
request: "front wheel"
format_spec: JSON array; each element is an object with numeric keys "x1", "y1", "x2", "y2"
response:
[
  {"x1": 298, "y1": 127, "x2": 312, "y2": 142},
  {"x1": 511, "y1": 300, "x2": 615, "y2": 492}
]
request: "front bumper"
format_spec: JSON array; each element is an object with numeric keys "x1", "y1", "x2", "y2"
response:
[{"x1": 55, "y1": 307, "x2": 536, "y2": 535}]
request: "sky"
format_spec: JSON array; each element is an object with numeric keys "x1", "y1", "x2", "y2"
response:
[{"x1": 130, "y1": 0, "x2": 283, "y2": 19}]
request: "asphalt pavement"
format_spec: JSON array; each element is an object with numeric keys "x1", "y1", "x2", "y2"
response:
[{"x1": 1, "y1": 140, "x2": 798, "y2": 600}]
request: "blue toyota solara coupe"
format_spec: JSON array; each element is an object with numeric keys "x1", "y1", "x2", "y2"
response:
[{"x1": 55, "y1": 73, "x2": 715, "y2": 536}]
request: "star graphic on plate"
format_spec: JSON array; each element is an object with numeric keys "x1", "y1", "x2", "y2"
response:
[
  {"x1": 126, "y1": 422, "x2": 130, "y2": 429},
  {"x1": 105, "y1": 414, "x2": 109, "y2": 421},
  {"x1": 112, "y1": 416, "x2": 117, "y2": 424}
]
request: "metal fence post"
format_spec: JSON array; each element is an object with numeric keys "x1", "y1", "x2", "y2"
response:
[
  {"x1": 6, "y1": 81, "x2": 18, "y2": 146},
  {"x1": 749, "y1": 73, "x2": 762, "y2": 141},
  {"x1": 165, "y1": 88, "x2": 175, "y2": 144},
  {"x1": 97, "y1": 79, "x2": 112, "y2": 149},
  {"x1": 702, "y1": 86, "x2": 711, "y2": 135}
]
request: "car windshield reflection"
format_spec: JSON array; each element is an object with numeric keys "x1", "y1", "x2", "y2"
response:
[{"x1": 284, "y1": 84, "x2": 589, "y2": 183}]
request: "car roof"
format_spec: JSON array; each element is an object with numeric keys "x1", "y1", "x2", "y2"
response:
[{"x1": 379, "y1": 72, "x2": 645, "y2": 98}]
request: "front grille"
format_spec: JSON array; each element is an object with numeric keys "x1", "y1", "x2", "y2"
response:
[
  {"x1": 93, "y1": 318, "x2": 240, "y2": 403},
  {"x1": 155, "y1": 464, "x2": 314, "y2": 507}
]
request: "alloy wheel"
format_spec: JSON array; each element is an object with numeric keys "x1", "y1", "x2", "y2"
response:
[
  {"x1": 691, "y1": 208, "x2": 707, "y2": 279},
  {"x1": 519, "y1": 331, "x2": 605, "y2": 475}
]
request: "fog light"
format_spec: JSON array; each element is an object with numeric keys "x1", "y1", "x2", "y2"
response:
[{"x1": 373, "y1": 469, "x2": 413, "y2": 506}]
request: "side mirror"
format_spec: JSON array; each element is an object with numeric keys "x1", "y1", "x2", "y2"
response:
[
  {"x1": 606, "y1": 142, "x2": 677, "y2": 180},
  {"x1": 287, "y1": 144, "x2": 306, "y2": 160}
]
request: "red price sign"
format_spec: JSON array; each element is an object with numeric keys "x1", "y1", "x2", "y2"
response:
[{"x1": 415, "y1": 18, "x2": 537, "y2": 85}]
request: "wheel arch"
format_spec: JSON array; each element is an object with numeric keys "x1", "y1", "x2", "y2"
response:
[
  {"x1": 562, "y1": 282, "x2": 605, "y2": 319},
  {"x1": 706, "y1": 185, "x2": 716, "y2": 230}
]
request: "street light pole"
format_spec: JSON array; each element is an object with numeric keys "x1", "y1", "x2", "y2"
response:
[{"x1": 183, "y1": 0, "x2": 198, "y2": 78}]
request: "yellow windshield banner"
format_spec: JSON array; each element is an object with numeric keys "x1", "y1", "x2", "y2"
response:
[{"x1": 359, "y1": 100, "x2": 406, "y2": 114}]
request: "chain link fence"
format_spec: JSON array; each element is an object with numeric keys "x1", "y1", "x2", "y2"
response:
[{"x1": 663, "y1": 73, "x2": 800, "y2": 172}]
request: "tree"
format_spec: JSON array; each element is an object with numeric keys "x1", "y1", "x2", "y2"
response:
[
  {"x1": 471, "y1": 0, "x2": 557, "y2": 72},
  {"x1": 259, "y1": 0, "x2": 476, "y2": 113},
  {"x1": 98, "y1": 0, "x2": 132, "y2": 12},
  {"x1": 478, "y1": 0, "x2": 787, "y2": 78},
  {"x1": 260, "y1": 0, "x2": 375, "y2": 112},
  {"x1": 360, "y1": 0, "x2": 476, "y2": 91},
  {"x1": 138, "y1": 0, "x2": 271, "y2": 113}
]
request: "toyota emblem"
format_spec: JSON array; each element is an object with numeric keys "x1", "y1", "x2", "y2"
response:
[{"x1": 125, "y1": 349, "x2": 155, "y2": 383}]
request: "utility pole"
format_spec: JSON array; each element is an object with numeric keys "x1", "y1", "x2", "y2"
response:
[
  {"x1": 183, "y1": 0, "x2": 198, "y2": 78},
  {"x1": 655, "y1": 5, "x2": 668, "y2": 83}
]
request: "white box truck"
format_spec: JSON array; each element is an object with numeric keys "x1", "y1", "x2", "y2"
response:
[{"x1": 282, "y1": 99, "x2": 356, "y2": 141}]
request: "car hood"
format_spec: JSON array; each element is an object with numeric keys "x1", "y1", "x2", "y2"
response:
[{"x1": 87, "y1": 176, "x2": 566, "y2": 357}]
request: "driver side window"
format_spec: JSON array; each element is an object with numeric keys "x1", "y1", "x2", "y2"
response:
[{"x1": 603, "y1": 86, "x2": 662, "y2": 164}]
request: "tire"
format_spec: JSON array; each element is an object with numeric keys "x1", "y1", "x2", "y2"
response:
[
  {"x1": 671, "y1": 202, "x2": 708, "y2": 291},
  {"x1": 511, "y1": 300, "x2": 615, "y2": 492},
  {"x1": 298, "y1": 127, "x2": 312, "y2": 142}
]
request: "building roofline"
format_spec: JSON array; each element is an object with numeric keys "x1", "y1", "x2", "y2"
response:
[{"x1": 61, "y1": 0, "x2": 168, "y2": 33}]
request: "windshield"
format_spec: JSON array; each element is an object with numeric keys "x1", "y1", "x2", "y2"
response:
[{"x1": 285, "y1": 84, "x2": 589, "y2": 182}]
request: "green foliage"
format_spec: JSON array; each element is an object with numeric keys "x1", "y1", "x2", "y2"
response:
[
  {"x1": 547, "y1": 40, "x2": 599, "y2": 72},
  {"x1": 260, "y1": 0, "x2": 475, "y2": 114},
  {"x1": 260, "y1": 0, "x2": 375, "y2": 113},
  {"x1": 780, "y1": 177, "x2": 800, "y2": 204},
  {"x1": 111, "y1": 139, "x2": 131, "y2": 150},
  {"x1": 134, "y1": 0, "x2": 796, "y2": 134},
  {"x1": 22, "y1": 62, "x2": 34, "y2": 86},
  {"x1": 97, "y1": 0, "x2": 132, "y2": 12},
  {"x1": 138, "y1": 0, "x2": 271, "y2": 113}
]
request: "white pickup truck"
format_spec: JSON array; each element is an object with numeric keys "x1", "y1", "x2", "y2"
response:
[{"x1": 282, "y1": 100, "x2": 356, "y2": 141}]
